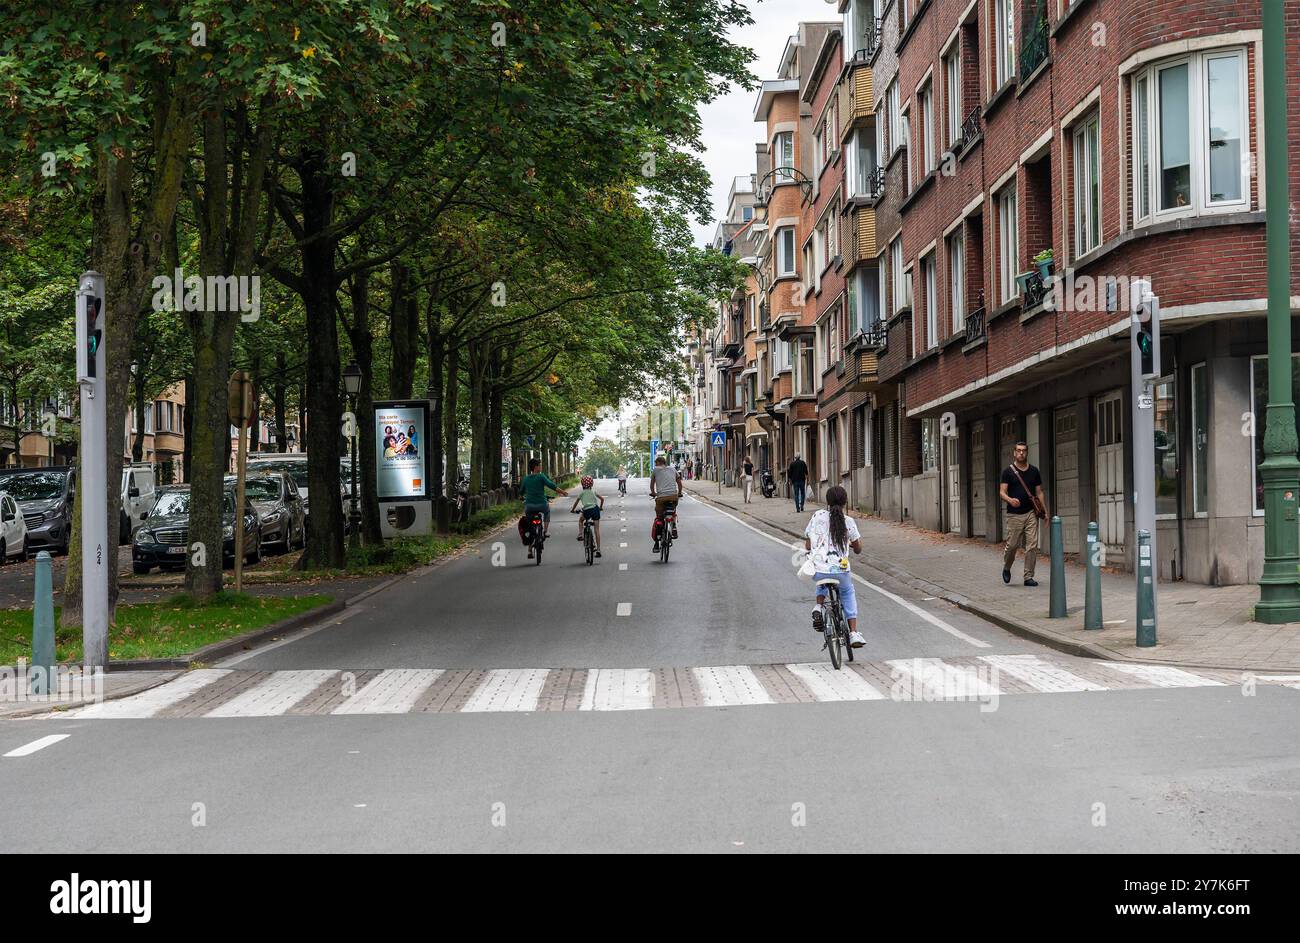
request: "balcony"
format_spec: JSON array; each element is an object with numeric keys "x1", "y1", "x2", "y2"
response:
[
  {"x1": 957, "y1": 108, "x2": 981, "y2": 152},
  {"x1": 839, "y1": 53, "x2": 874, "y2": 140},
  {"x1": 844, "y1": 326, "x2": 887, "y2": 393},
  {"x1": 847, "y1": 205, "x2": 878, "y2": 266},
  {"x1": 1019, "y1": 8, "x2": 1050, "y2": 79}
]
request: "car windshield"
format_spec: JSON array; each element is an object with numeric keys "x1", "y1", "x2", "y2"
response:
[
  {"x1": 0, "y1": 472, "x2": 66, "y2": 501},
  {"x1": 153, "y1": 491, "x2": 235, "y2": 516},
  {"x1": 247, "y1": 461, "x2": 308, "y2": 488},
  {"x1": 239, "y1": 478, "x2": 282, "y2": 501}
]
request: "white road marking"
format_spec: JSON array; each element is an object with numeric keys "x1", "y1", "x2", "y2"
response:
[
  {"x1": 74, "y1": 669, "x2": 232, "y2": 719},
  {"x1": 460, "y1": 668, "x2": 548, "y2": 712},
  {"x1": 978, "y1": 654, "x2": 1107, "y2": 693},
  {"x1": 332, "y1": 669, "x2": 442, "y2": 714},
  {"x1": 580, "y1": 668, "x2": 655, "y2": 710},
  {"x1": 619, "y1": 542, "x2": 627, "y2": 548},
  {"x1": 207, "y1": 669, "x2": 338, "y2": 717},
  {"x1": 786, "y1": 662, "x2": 885, "y2": 701},
  {"x1": 1104, "y1": 619, "x2": 1127, "y2": 625},
  {"x1": 4, "y1": 734, "x2": 70, "y2": 757},
  {"x1": 616, "y1": 602, "x2": 632, "y2": 616},
  {"x1": 692, "y1": 665, "x2": 773, "y2": 706},
  {"x1": 619, "y1": 563, "x2": 628, "y2": 571},
  {"x1": 887, "y1": 658, "x2": 1002, "y2": 699},
  {"x1": 1100, "y1": 663, "x2": 1224, "y2": 687},
  {"x1": 690, "y1": 494, "x2": 990, "y2": 648}
]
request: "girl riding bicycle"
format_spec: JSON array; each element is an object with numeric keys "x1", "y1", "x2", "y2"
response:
[
  {"x1": 570, "y1": 475, "x2": 604, "y2": 557},
  {"x1": 804, "y1": 485, "x2": 866, "y2": 648}
]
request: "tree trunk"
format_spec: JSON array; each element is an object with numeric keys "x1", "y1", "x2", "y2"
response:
[
  {"x1": 389, "y1": 262, "x2": 418, "y2": 400},
  {"x1": 182, "y1": 376, "x2": 194, "y2": 482},
  {"x1": 443, "y1": 346, "x2": 459, "y2": 497},
  {"x1": 297, "y1": 147, "x2": 346, "y2": 568},
  {"x1": 273, "y1": 353, "x2": 287, "y2": 452},
  {"x1": 428, "y1": 330, "x2": 445, "y2": 498},
  {"x1": 345, "y1": 272, "x2": 383, "y2": 545}
]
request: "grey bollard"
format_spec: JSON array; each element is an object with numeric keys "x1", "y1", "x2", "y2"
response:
[
  {"x1": 31, "y1": 551, "x2": 55, "y2": 696},
  {"x1": 1048, "y1": 516, "x2": 1066, "y2": 618},
  {"x1": 1136, "y1": 529, "x2": 1156, "y2": 647},
  {"x1": 1084, "y1": 521, "x2": 1103, "y2": 629}
]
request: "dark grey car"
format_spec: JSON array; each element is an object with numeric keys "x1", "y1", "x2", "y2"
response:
[
  {"x1": 226, "y1": 472, "x2": 305, "y2": 552},
  {"x1": 0, "y1": 467, "x2": 76, "y2": 554}
]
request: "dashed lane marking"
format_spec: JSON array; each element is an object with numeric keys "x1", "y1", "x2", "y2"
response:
[
  {"x1": 4, "y1": 734, "x2": 70, "y2": 757},
  {"x1": 42, "y1": 655, "x2": 1278, "y2": 719},
  {"x1": 616, "y1": 602, "x2": 632, "y2": 616}
]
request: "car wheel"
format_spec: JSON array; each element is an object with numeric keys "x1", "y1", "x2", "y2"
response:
[
  {"x1": 0, "y1": 539, "x2": 5, "y2": 566},
  {"x1": 132, "y1": 563, "x2": 151, "y2": 575},
  {"x1": 19, "y1": 537, "x2": 27, "y2": 562}
]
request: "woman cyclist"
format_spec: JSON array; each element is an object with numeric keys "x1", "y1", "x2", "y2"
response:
[
  {"x1": 804, "y1": 485, "x2": 865, "y2": 648},
  {"x1": 616, "y1": 466, "x2": 627, "y2": 495},
  {"x1": 570, "y1": 475, "x2": 604, "y2": 557}
]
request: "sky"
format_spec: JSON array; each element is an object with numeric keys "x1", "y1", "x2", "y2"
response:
[{"x1": 580, "y1": 0, "x2": 835, "y2": 453}]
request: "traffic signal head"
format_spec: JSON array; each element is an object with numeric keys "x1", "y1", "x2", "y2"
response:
[
  {"x1": 76, "y1": 278, "x2": 104, "y2": 383},
  {"x1": 1131, "y1": 280, "x2": 1160, "y2": 380}
]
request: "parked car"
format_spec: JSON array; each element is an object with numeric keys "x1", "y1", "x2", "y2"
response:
[
  {"x1": 132, "y1": 486, "x2": 260, "y2": 575},
  {"x1": 225, "y1": 472, "x2": 305, "y2": 552},
  {"x1": 120, "y1": 463, "x2": 157, "y2": 544},
  {"x1": 0, "y1": 491, "x2": 29, "y2": 564},
  {"x1": 0, "y1": 466, "x2": 76, "y2": 554},
  {"x1": 246, "y1": 453, "x2": 350, "y2": 526}
]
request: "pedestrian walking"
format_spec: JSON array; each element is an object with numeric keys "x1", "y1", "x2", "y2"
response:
[
  {"x1": 741, "y1": 453, "x2": 754, "y2": 503},
  {"x1": 999, "y1": 441, "x2": 1048, "y2": 587},
  {"x1": 788, "y1": 453, "x2": 809, "y2": 512}
]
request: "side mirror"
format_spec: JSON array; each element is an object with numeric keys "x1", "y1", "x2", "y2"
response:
[{"x1": 128, "y1": 487, "x2": 140, "y2": 498}]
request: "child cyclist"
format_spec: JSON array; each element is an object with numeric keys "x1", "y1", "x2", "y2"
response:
[
  {"x1": 570, "y1": 475, "x2": 604, "y2": 557},
  {"x1": 804, "y1": 485, "x2": 866, "y2": 647}
]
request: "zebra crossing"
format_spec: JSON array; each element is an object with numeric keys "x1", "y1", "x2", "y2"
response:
[{"x1": 37, "y1": 652, "x2": 1281, "y2": 720}]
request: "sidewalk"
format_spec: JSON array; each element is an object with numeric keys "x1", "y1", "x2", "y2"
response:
[
  {"x1": 685, "y1": 480, "x2": 1300, "y2": 673},
  {"x1": 0, "y1": 670, "x2": 181, "y2": 719}
]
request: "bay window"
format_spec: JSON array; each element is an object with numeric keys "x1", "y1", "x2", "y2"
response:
[
  {"x1": 1131, "y1": 48, "x2": 1248, "y2": 223},
  {"x1": 774, "y1": 131, "x2": 795, "y2": 181},
  {"x1": 776, "y1": 226, "x2": 796, "y2": 276}
]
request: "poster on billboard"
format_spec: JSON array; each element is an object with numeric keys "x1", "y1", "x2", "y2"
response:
[{"x1": 374, "y1": 401, "x2": 429, "y2": 500}]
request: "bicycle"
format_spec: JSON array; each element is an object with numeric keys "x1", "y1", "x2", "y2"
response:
[
  {"x1": 655, "y1": 500, "x2": 676, "y2": 563},
  {"x1": 574, "y1": 509, "x2": 597, "y2": 565},
  {"x1": 526, "y1": 510, "x2": 546, "y2": 565},
  {"x1": 815, "y1": 578, "x2": 854, "y2": 670},
  {"x1": 618, "y1": 479, "x2": 627, "y2": 496}
]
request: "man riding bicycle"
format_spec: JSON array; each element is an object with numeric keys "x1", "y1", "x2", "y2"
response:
[
  {"x1": 519, "y1": 457, "x2": 568, "y2": 559},
  {"x1": 649, "y1": 453, "x2": 682, "y2": 554},
  {"x1": 616, "y1": 466, "x2": 627, "y2": 495}
]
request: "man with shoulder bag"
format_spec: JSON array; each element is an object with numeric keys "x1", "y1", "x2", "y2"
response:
[{"x1": 998, "y1": 441, "x2": 1048, "y2": 587}]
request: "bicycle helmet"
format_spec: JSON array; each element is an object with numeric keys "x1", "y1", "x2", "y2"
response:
[{"x1": 581, "y1": 475, "x2": 594, "y2": 488}]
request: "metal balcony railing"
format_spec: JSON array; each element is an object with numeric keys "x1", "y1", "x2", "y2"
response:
[
  {"x1": 1019, "y1": 11, "x2": 1050, "y2": 79},
  {"x1": 964, "y1": 294, "x2": 987, "y2": 342},
  {"x1": 959, "y1": 108, "x2": 981, "y2": 150}
]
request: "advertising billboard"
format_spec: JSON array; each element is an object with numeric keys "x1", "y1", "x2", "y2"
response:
[{"x1": 374, "y1": 401, "x2": 429, "y2": 500}]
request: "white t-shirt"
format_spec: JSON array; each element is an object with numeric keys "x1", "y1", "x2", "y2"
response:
[
  {"x1": 804, "y1": 508, "x2": 860, "y2": 573},
  {"x1": 651, "y1": 465, "x2": 680, "y2": 496}
]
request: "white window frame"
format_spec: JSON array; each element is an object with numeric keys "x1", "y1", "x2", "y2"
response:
[
  {"x1": 995, "y1": 0, "x2": 1015, "y2": 88},
  {"x1": 774, "y1": 131, "x2": 795, "y2": 181},
  {"x1": 1130, "y1": 48, "x2": 1249, "y2": 226},
  {"x1": 1072, "y1": 112, "x2": 1101, "y2": 257},
  {"x1": 776, "y1": 226, "x2": 796, "y2": 276},
  {"x1": 890, "y1": 236, "x2": 905, "y2": 316},
  {"x1": 888, "y1": 80, "x2": 902, "y2": 156},
  {"x1": 920, "y1": 80, "x2": 935, "y2": 174},
  {"x1": 945, "y1": 48, "x2": 962, "y2": 149},
  {"x1": 948, "y1": 229, "x2": 965, "y2": 334},
  {"x1": 922, "y1": 253, "x2": 937, "y2": 349},
  {"x1": 997, "y1": 183, "x2": 1019, "y2": 304}
]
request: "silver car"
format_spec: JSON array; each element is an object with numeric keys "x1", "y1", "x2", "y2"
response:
[{"x1": 226, "y1": 472, "x2": 305, "y2": 552}]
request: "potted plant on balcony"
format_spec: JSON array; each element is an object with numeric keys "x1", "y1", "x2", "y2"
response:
[{"x1": 1033, "y1": 247, "x2": 1054, "y2": 280}]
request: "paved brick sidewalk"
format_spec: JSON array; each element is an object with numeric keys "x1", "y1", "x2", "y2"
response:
[{"x1": 685, "y1": 480, "x2": 1300, "y2": 673}]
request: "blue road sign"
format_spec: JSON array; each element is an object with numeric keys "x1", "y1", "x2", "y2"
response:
[
  {"x1": 650, "y1": 438, "x2": 660, "y2": 465},
  {"x1": 710, "y1": 431, "x2": 726, "y2": 448}
]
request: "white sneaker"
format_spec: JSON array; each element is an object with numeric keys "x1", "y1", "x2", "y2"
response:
[{"x1": 848, "y1": 631, "x2": 866, "y2": 648}]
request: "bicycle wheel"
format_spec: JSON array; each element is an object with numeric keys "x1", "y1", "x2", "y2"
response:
[
  {"x1": 825, "y1": 619, "x2": 842, "y2": 669},
  {"x1": 841, "y1": 607, "x2": 854, "y2": 663},
  {"x1": 660, "y1": 532, "x2": 670, "y2": 563},
  {"x1": 534, "y1": 530, "x2": 544, "y2": 565},
  {"x1": 585, "y1": 525, "x2": 594, "y2": 565}
]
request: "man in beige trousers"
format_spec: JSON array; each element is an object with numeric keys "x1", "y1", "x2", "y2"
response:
[{"x1": 999, "y1": 442, "x2": 1048, "y2": 587}]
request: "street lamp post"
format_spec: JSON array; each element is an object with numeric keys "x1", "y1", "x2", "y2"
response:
[
  {"x1": 1256, "y1": 0, "x2": 1300, "y2": 623},
  {"x1": 343, "y1": 360, "x2": 362, "y2": 551}
]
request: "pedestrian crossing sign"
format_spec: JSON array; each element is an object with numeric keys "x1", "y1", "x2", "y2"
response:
[{"x1": 710, "y1": 431, "x2": 726, "y2": 447}]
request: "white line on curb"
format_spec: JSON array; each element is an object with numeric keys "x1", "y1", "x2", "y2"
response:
[
  {"x1": 687, "y1": 492, "x2": 990, "y2": 649},
  {"x1": 4, "y1": 734, "x2": 70, "y2": 757}
]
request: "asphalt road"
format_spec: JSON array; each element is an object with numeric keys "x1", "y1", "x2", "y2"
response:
[{"x1": 2, "y1": 478, "x2": 1297, "y2": 853}]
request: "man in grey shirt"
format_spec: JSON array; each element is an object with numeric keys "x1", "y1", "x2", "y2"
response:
[{"x1": 649, "y1": 453, "x2": 682, "y2": 552}]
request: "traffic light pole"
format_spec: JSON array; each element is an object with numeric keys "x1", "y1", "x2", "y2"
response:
[
  {"x1": 1256, "y1": 0, "x2": 1300, "y2": 623},
  {"x1": 76, "y1": 271, "x2": 109, "y2": 669},
  {"x1": 1130, "y1": 284, "x2": 1157, "y2": 641}
]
